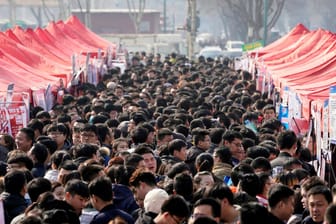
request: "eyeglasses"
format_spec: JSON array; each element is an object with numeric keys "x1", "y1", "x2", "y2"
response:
[
  {"x1": 80, "y1": 132, "x2": 96, "y2": 138},
  {"x1": 48, "y1": 132, "x2": 64, "y2": 136},
  {"x1": 170, "y1": 214, "x2": 185, "y2": 224},
  {"x1": 231, "y1": 142, "x2": 243, "y2": 148}
]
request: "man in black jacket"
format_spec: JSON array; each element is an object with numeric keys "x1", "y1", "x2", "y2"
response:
[{"x1": 1, "y1": 170, "x2": 28, "y2": 224}]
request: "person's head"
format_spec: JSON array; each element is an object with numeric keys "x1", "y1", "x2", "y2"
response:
[
  {"x1": 49, "y1": 150, "x2": 71, "y2": 170},
  {"x1": 239, "y1": 202, "x2": 271, "y2": 224},
  {"x1": 80, "y1": 124, "x2": 99, "y2": 144},
  {"x1": 144, "y1": 188, "x2": 169, "y2": 214},
  {"x1": 222, "y1": 130, "x2": 244, "y2": 161},
  {"x1": 268, "y1": 184, "x2": 295, "y2": 221},
  {"x1": 262, "y1": 104, "x2": 276, "y2": 121},
  {"x1": 195, "y1": 153, "x2": 214, "y2": 172},
  {"x1": 168, "y1": 139, "x2": 187, "y2": 161},
  {"x1": 112, "y1": 138, "x2": 129, "y2": 155},
  {"x1": 28, "y1": 143, "x2": 49, "y2": 165},
  {"x1": 134, "y1": 145, "x2": 157, "y2": 173},
  {"x1": 47, "y1": 123, "x2": 68, "y2": 149},
  {"x1": 79, "y1": 163, "x2": 105, "y2": 183},
  {"x1": 238, "y1": 173, "x2": 260, "y2": 197},
  {"x1": 277, "y1": 130, "x2": 297, "y2": 155},
  {"x1": 0, "y1": 133, "x2": 15, "y2": 151},
  {"x1": 28, "y1": 118, "x2": 44, "y2": 140},
  {"x1": 324, "y1": 204, "x2": 336, "y2": 224},
  {"x1": 274, "y1": 171, "x2": 299, "y2": 190},
  {"x1": 173, "y1": 172, "x2": 194, "y2": 202},
  {"x1": 52, "y1": 181, "x2": 65, "y2": 200},
  {"x1": 4, "y1": 169, "x2": 27, "y2": 196},
  {"x1": 250, "y1": 157, "x2": 272, "y2": 174},
  {"x1": 129, "y1": 169, "x2": 157, "y2": 203},
  {"x1": 190, "y1": 198, "x2": 221, "y2": 223},
  {"x1": 213, "y1": 146, "x2": 232, "y2": 165},
  {"x1": 89, "y1": 176, "x2": 113, "y2": 211},
  {"x1": 194, "y1": 171, "x2": 215, "y2": 191},
  {"x1": 64, "y1": 179, "x2": 89, "y2": 215},
  {"x1": 57, "y1": 160, "x2": 78, "y2": 185},
  {"x1": 72, "y1": 143, "x2": 99, "y2": 162},
  {"x1": 301, "y1": 176, "x2": 327, "y2": 209},
  {"x1": 257, "y1": 172, "x2": 273, "y2": 198},
  {"x1": 307, "y1": 185, "x2": 332, "y2": 223},
  {"x1": 124, "y1": 153, "x2": 145, "y2": 170},
  {"x1": 7, "y1": 150, "x2": 34, "y2": 171},
  {"x1": 209, "y1": 128, "x2": 225, "y2": 145},
  {"x1": 27, "y1": 177, "x2": 52, "y2": 202},
  {"x1": 72, "y1": 120, "x2": 86, "y2": 146},
  {"x1": 154, "y1": 195, "x2": 190, "y2": 224},
  {"x1": 157, "y1": 128, "x2": 174, "y2": 146},
  {"x1": 15, "y1": 127, "x2": 35, "y2": 152},
  {"x1": 192, "y1": 128, "x2": 211, "y2": 151},
  {"x1": 130, "y1": 126, "x2": 148, "y2": 145},
  {"x1": 231, "y1": 163, "x2": 254, "y2": 187}
]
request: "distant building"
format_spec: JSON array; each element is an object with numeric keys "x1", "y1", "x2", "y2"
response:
[{"x1": 72, "y1": 9, "x2": 161, "y2": 34}]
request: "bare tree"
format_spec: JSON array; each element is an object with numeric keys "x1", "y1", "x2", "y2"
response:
[
  {"x1": 127, "y1": 0, "x2": 146, "y2": 34},
  {"x1": 216, "y1": 0, "x2": 285, "y2": 43}
]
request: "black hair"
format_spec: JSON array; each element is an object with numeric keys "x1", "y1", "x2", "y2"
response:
[
  {"x1": 27, "y1": 177, "x2": 52, "y2": 202},
  {"x1": 64, "y1": 179, "x2": 89, "y2": 198},
  {"x1": 161, "y1": 195, "x2": 190, "y2": 218},
  {"x1": 268, "y1": 184, "x2": 294, "y2": 208},
  {"x1": 168, "y1": 139, "x2": 187, "y2": 155},
  {"x1": 30, "y1": 143, "x2": 49, "y2": 164},
  {"x1": 194, "y1": 197, "x2": 221, "y2": 218},
  {"x1": 89, "y1": 176, "x2": 113, "y2": 202},
  {"x1": 4, "y1": 169, "x2": 27, "y2": 194}
]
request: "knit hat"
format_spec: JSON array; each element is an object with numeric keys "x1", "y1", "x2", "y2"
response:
[{"x1": 144, "y1": 188, "x2": 169, "y2": 214}]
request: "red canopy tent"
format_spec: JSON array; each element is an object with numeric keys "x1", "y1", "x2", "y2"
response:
[
  {"x1": 0, "y1": 15, "x2": 116, "y2": 93},
  {"x1": 252, "y1": 25, "x2": 336, "y2": 122}
]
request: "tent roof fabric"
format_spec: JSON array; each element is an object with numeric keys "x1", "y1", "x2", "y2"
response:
[
  {"x1": 0, "y1": 15, "x2": 115, "y2": 92},
  {"x1": 252, "y1": 24, "x2": 336, "y2": 119}
]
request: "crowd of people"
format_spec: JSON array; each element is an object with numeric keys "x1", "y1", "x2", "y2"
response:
[{"x1": 0, "y1": 51, "x2": 335, "y2": 224}]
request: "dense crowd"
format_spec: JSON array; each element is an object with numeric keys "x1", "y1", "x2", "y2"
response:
[{"x1": 0, "y1": 52, "x2": 335, "y2": 224}]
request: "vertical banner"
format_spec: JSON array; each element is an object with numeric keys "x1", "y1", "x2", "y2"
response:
[
  {"x1": 32, "y1": 89, "x2": 47, "y2": 110},
  {"x1": 45, "y1": 85, "x2": 54, "y2": 112},
  {"x1": 8, "y1": 105, "x2": 27, "y2": 137},
  {"x1": 315, "y1": 106, "x2": 322, "y2": 173},
  {"x1": 5, "y1": 83, "x2": 14, "y2": 107},
  {"x1": 72, "y1": 54, "x2": 77, "y2": 76},
  {"x1": 279, "y1": 104, "x2": 289, "y2": 130},
  {"x1": 329, "y1": 86, "x2": 336, "y2": 143},
  {"x1": 85, "y1": 53, "x2": 91, "y2": 83},
  {"x1": 21, "y1": 92, "x2": 30, "y2": 123},
  {"x1": 0, "y1": 200, "x2": 5, "y2": 224},
  {"x1": 323, "y1": 100, "x2": 329, "y2": 150},
  {"x1": 0, "y1": 106, "x2": 11, "y2": 135}
]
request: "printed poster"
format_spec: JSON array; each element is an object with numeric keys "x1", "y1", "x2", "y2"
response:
[
  {"x1": 0, "y1": 106, "x2": 11, "y2": 135},
  {"x1": 7, "y1": 105, "x2": 28, "y2": 137},
  {"x1": 32, "y1": 88, "x2": 47, "y2": 110},
  {"x1": 323, "y1": 100, "x2": 329, "y2": 150},
  {"x1": 5, "y1": 83, "x2": 14, "y2": 107},
  {"x1": 329, "y1": 86, "x2": 336, "y2": 143}
]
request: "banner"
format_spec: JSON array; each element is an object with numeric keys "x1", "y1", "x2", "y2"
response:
[
  {"x1": 7, "y1": 105, "x2": 28, "y2": 137},
  {"x1": 329, "y1": 86, "x2": 336, "y2": 143},
  {"x1": 0, "y1": 200, "x2": 5, "y2": 224},
  {"x1": 323, "y1": 100, "x2": 329, "y2": 150},
  {"x1": 0, "y1": 106, "x2": 11, "y2": 135},
  {"x1": 32, "y1": 88, "x2": 47, "y2": 110},
  {"x1": 5, "y1": 83, "x2": 14, "y2": 107}
]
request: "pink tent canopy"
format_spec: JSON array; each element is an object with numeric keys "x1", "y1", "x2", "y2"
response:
[
  {"x1": 252, "y1": 25, "x2": 336, "y2": 120},
  {"x1": 0, "y1": 16, "x2": 116, "y2": 93}
]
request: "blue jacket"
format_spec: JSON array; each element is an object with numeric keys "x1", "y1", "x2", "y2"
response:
[
  {"x1": 90, "y1": 204, "x2": 134, "y2": 224},
  {"x1": 112, "y1": 184, "x2": 139, "y2": 214}
]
